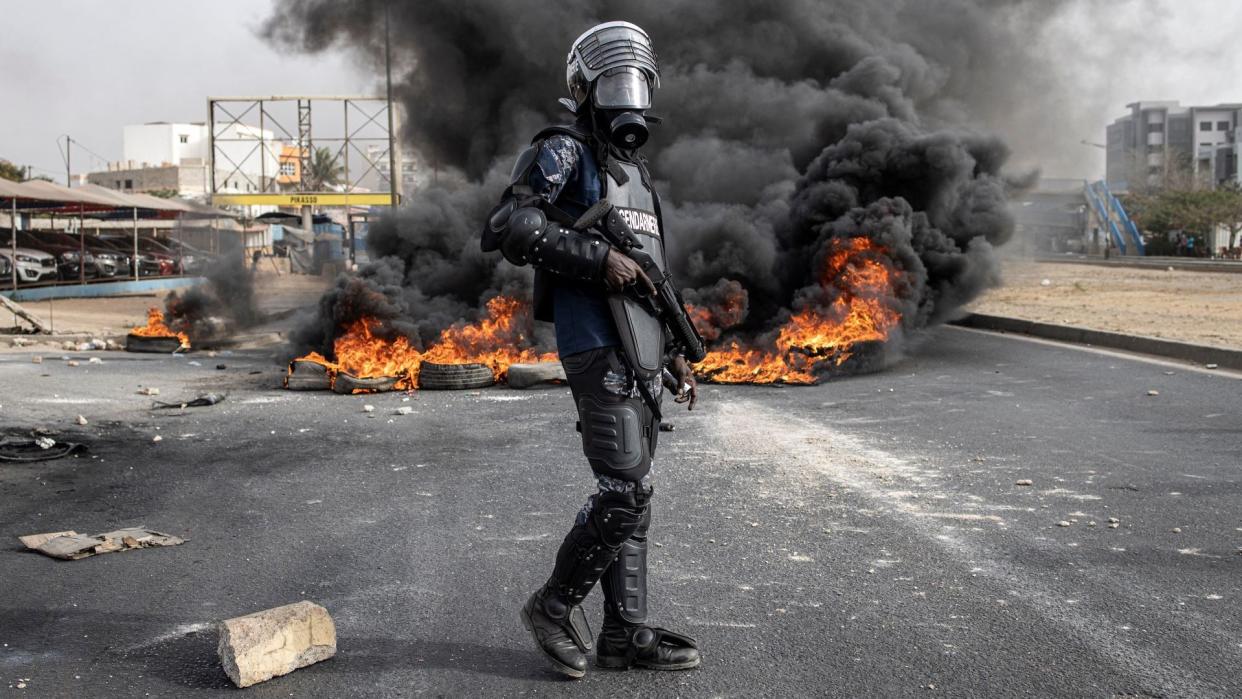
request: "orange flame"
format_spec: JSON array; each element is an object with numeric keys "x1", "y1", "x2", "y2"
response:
[
  {"x1": 291, "y1": 296, "x2": 555, "y2": 390},
  {"x1": 130, "y1": 308, "x2": 190, "y2": 348},
  {"x1": 693, "y1": 238, "x2": 901, "y2": 384},
  {"x1": 289, "y1": 238, "x2": 902, "y2": 391}
]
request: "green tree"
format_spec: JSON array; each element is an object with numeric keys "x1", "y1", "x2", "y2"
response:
[
  {"x1": 0, "y1": 160, "x2": 26, "y2": 182},
  {"x1": 304, "y1": 147, "x2": 343, "y2": 191}
]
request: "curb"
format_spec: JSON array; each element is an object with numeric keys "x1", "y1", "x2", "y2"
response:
[
  {"x1": 950, "y1": 313, "x2": 1242, "y2": 371},
  {"x1": 1032, "y1": 255, "x2": 1242, "y2": 275}
]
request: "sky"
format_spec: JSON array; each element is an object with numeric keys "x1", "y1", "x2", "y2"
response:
[
  {"x1": 0, "y1": 0, "x2": 368, "y2": 182},
  {"x1": 1, "y1": 0, "x2": 1240, "y2": 182}
]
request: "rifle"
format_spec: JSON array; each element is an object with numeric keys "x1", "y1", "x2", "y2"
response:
[{"x1": 573, "y1": 200, "x2": 707, "y2": 364}]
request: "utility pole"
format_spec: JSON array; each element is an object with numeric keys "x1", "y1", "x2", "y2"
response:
[
  {"x1": 65, "y1": 136, "x2": 72, "y2": 187},
  {"x1": 385, "y1": 1, "x2": 400, "y2": 209}
]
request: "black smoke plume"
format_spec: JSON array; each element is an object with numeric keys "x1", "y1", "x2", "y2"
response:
[
  {"x1": 166, "y1": 250, "x2": 261, "y2": 345},
  {"x1": 267, "y1": 0, "x2": 1067, "y2": 369}
]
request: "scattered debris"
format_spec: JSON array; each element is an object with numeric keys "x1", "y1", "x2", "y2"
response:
[
  {"x1": 75, "y1": 415, "x2": 88, "y2": 426},
  {"x1": 1039, "y1": 278, "x2": 1051, "y2": 287},
  {"x1": 216, "y1": 364, "x2": 227, "y2": 370},
  {"x1": 1205, "y1": 363, "x2": 1218, "y2": 370},
  {"x1": 0, "y1": 294, "x2": 50, "y2": 333},
  {"x1": 18, "y1": 527, "x2": 185, "y2": 560},
  {"x1": 88, "y1": 357, "x2": 102, "y2": 364},
  {"x1": 1146, "y1": 390, "x2": 1159, "y2": 396},
  {"x1": 1107, "y1": 517, "x2": 1120, "y2": 523},
  {"x1": 1108, "y1": 522, "x2": 1120, "y2": 529},
  {"x1": 137, "y1": 387, "x2": 161, "y2": 396},
  {"x1": 30, "y1": 355, "x2": 42, "y2": 364},
  {"x1": 188, "y1": 360, "x2": 202, "y2": 367},
  {"x1": 10, "y1": 336, "x2": 38, "y2": 347},
  {"x1": 505, "y1": 362, "x2": 567, "y2": 389},
  {"x1": 1015, "y1": 479, "x2": 1033, "y2": 486},
  {"x1": 659, "y1": 423, "x2": 675, "y2": 432},
  {"x1": 217, "y1": 601, "x2": 336, "y2": 688},
  {"x1": 151, "y1": 393, "x2": 226, "y2": 410},
  {"x1": 1087, "y1": 521, "x2": 1097, "y2": 527},
  {"x1": 66, "y1": 360, "x2": 80, "y2": 367},
  {"x1": 394, "y1": 406, "x2": 415, "y2": 416},
  {"x1": 362, "y1": 404, "x2": 375, "y2": 413},
  {"x1": 1171, "y1": 527, "x2": 1182, "y2": 534},
  {"x1": 152, "y1": 435, "x2": 163, "y2": 443},
  {"x1": 1057, "y1": 521, "x2": 1071, "y2": 527},
  {"x1": 0, "y1": 437, "x2": 86, "y2": 462}
]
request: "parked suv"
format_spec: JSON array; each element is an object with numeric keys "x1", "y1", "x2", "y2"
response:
[
  {"x1": 0, "y1": 232, "x2": 98, "y2": 281},
  {"x1": 28, "y1": 231, "x2": 132, "y2": 278},
  {"x1": 0, "y1": 247, "x2": 58, "y2": 284},
  {"x1": 99, "y1": 235, "x2": 178, "y2": 276},
  {"x1": 160, "y1": 238, "x2": 216, "y2": 275}
]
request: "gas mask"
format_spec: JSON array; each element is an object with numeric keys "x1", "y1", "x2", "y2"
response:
[{"x1": 592, "y1": 67, "x2": 652, "y2": 150}]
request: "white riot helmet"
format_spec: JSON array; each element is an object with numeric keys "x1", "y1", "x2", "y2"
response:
[{"x1": 564, "y1": 21, "x2": 660, "y2": 148}]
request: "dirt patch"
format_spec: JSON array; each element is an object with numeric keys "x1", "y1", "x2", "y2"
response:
[{"x1": 969, "y1": 259, "x2": 1242, "y2": 350}]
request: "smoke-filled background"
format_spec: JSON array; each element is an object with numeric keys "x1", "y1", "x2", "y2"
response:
[{"x1": 267, "y1": 0, "x2": 1074, "y2": 365}]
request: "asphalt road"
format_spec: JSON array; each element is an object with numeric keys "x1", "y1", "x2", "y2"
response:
[{"x1": 0, "y1": 327, "x2": 1239, "y2": 698}]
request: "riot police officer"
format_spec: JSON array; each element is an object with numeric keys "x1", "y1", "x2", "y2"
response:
[{"x1": 481, "y1": 21, "x2": 701, "y2": 678}]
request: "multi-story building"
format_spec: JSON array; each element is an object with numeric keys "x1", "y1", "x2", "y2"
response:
[
  {"x1": 85, "y1": 122, "x2": 281, "y2": 198},
  {"x1": 357, "y1": 143, "x2": 419, "y2": 197},
  {"x1": 1106, "y1": 101, "x2": 1241, "y2": 192}
]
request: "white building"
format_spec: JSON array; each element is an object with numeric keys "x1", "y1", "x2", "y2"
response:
[
  {"x1": 89, "y1": 122, "x2": 283, "y2": 198},
  {"x1": 122, "y1": 122, "x2": 208, "y2": 166}
]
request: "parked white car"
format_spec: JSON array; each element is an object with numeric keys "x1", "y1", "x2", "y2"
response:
[{"x1": 0, "y1": 247, "x2": 59, "y2": 284}]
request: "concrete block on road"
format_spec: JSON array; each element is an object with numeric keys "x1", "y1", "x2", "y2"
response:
[{"x1": 217, "y1": 600, "x2": 336, "y2": 688}]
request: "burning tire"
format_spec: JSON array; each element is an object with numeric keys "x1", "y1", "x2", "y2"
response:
[
  {"x1": 125, "y1": 334, "x2": 185, "y2": 354},
  {"x1": 417, "y1": 362, "x2": 494, "y2": 390},
  {"x1": 284, "y1": 360, "x2": 332, "y2": 391},
  {"x1": 332, "y1": 372, "x2": 402, "y2": 395}
]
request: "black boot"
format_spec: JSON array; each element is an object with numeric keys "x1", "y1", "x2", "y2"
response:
[
  {"x1": 521, "y1": 585, "x2": 592, "y2": 678},
  {"x1": 596, "y1": 506, "x2": 701, "y2": 671},
  {"x1": 523, "y1": 489, "x2": 649, "y2": 678}
]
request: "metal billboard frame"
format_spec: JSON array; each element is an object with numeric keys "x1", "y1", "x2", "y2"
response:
[{"x1": 206, "y1": 95, "x2": 400, "y2": 208}]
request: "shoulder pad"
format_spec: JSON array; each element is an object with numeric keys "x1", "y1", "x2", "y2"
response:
[
  {"x1": 531, "y1": 123, "x2": 592, "y2": 146},
  {"x1": 509, "y1": 144, "x2": 540, "y2": 186}
]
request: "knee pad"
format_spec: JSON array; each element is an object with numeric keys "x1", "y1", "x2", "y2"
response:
[{"x1": 589, "y1": 489, "x2": 649, "y2": 548}]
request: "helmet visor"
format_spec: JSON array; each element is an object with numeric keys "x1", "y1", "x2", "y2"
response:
[{"x1": 593, "y1": 67, "x2": 651, "y2": 109}]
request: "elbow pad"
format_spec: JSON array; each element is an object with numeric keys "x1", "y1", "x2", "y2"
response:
[{"x1": 499, "y1": 206, "x2": 609, "y2": 282}]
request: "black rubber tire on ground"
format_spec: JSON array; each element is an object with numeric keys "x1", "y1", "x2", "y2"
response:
[
  {"x1": 417, "y1": 362, "x2": 495, "y2": 390},
  {"x1": 125, "y1": 334, "x2": 184, "y2": 354},
  {"x1": 332, "y1": 372, "x2": 401, "y2": 395}
]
